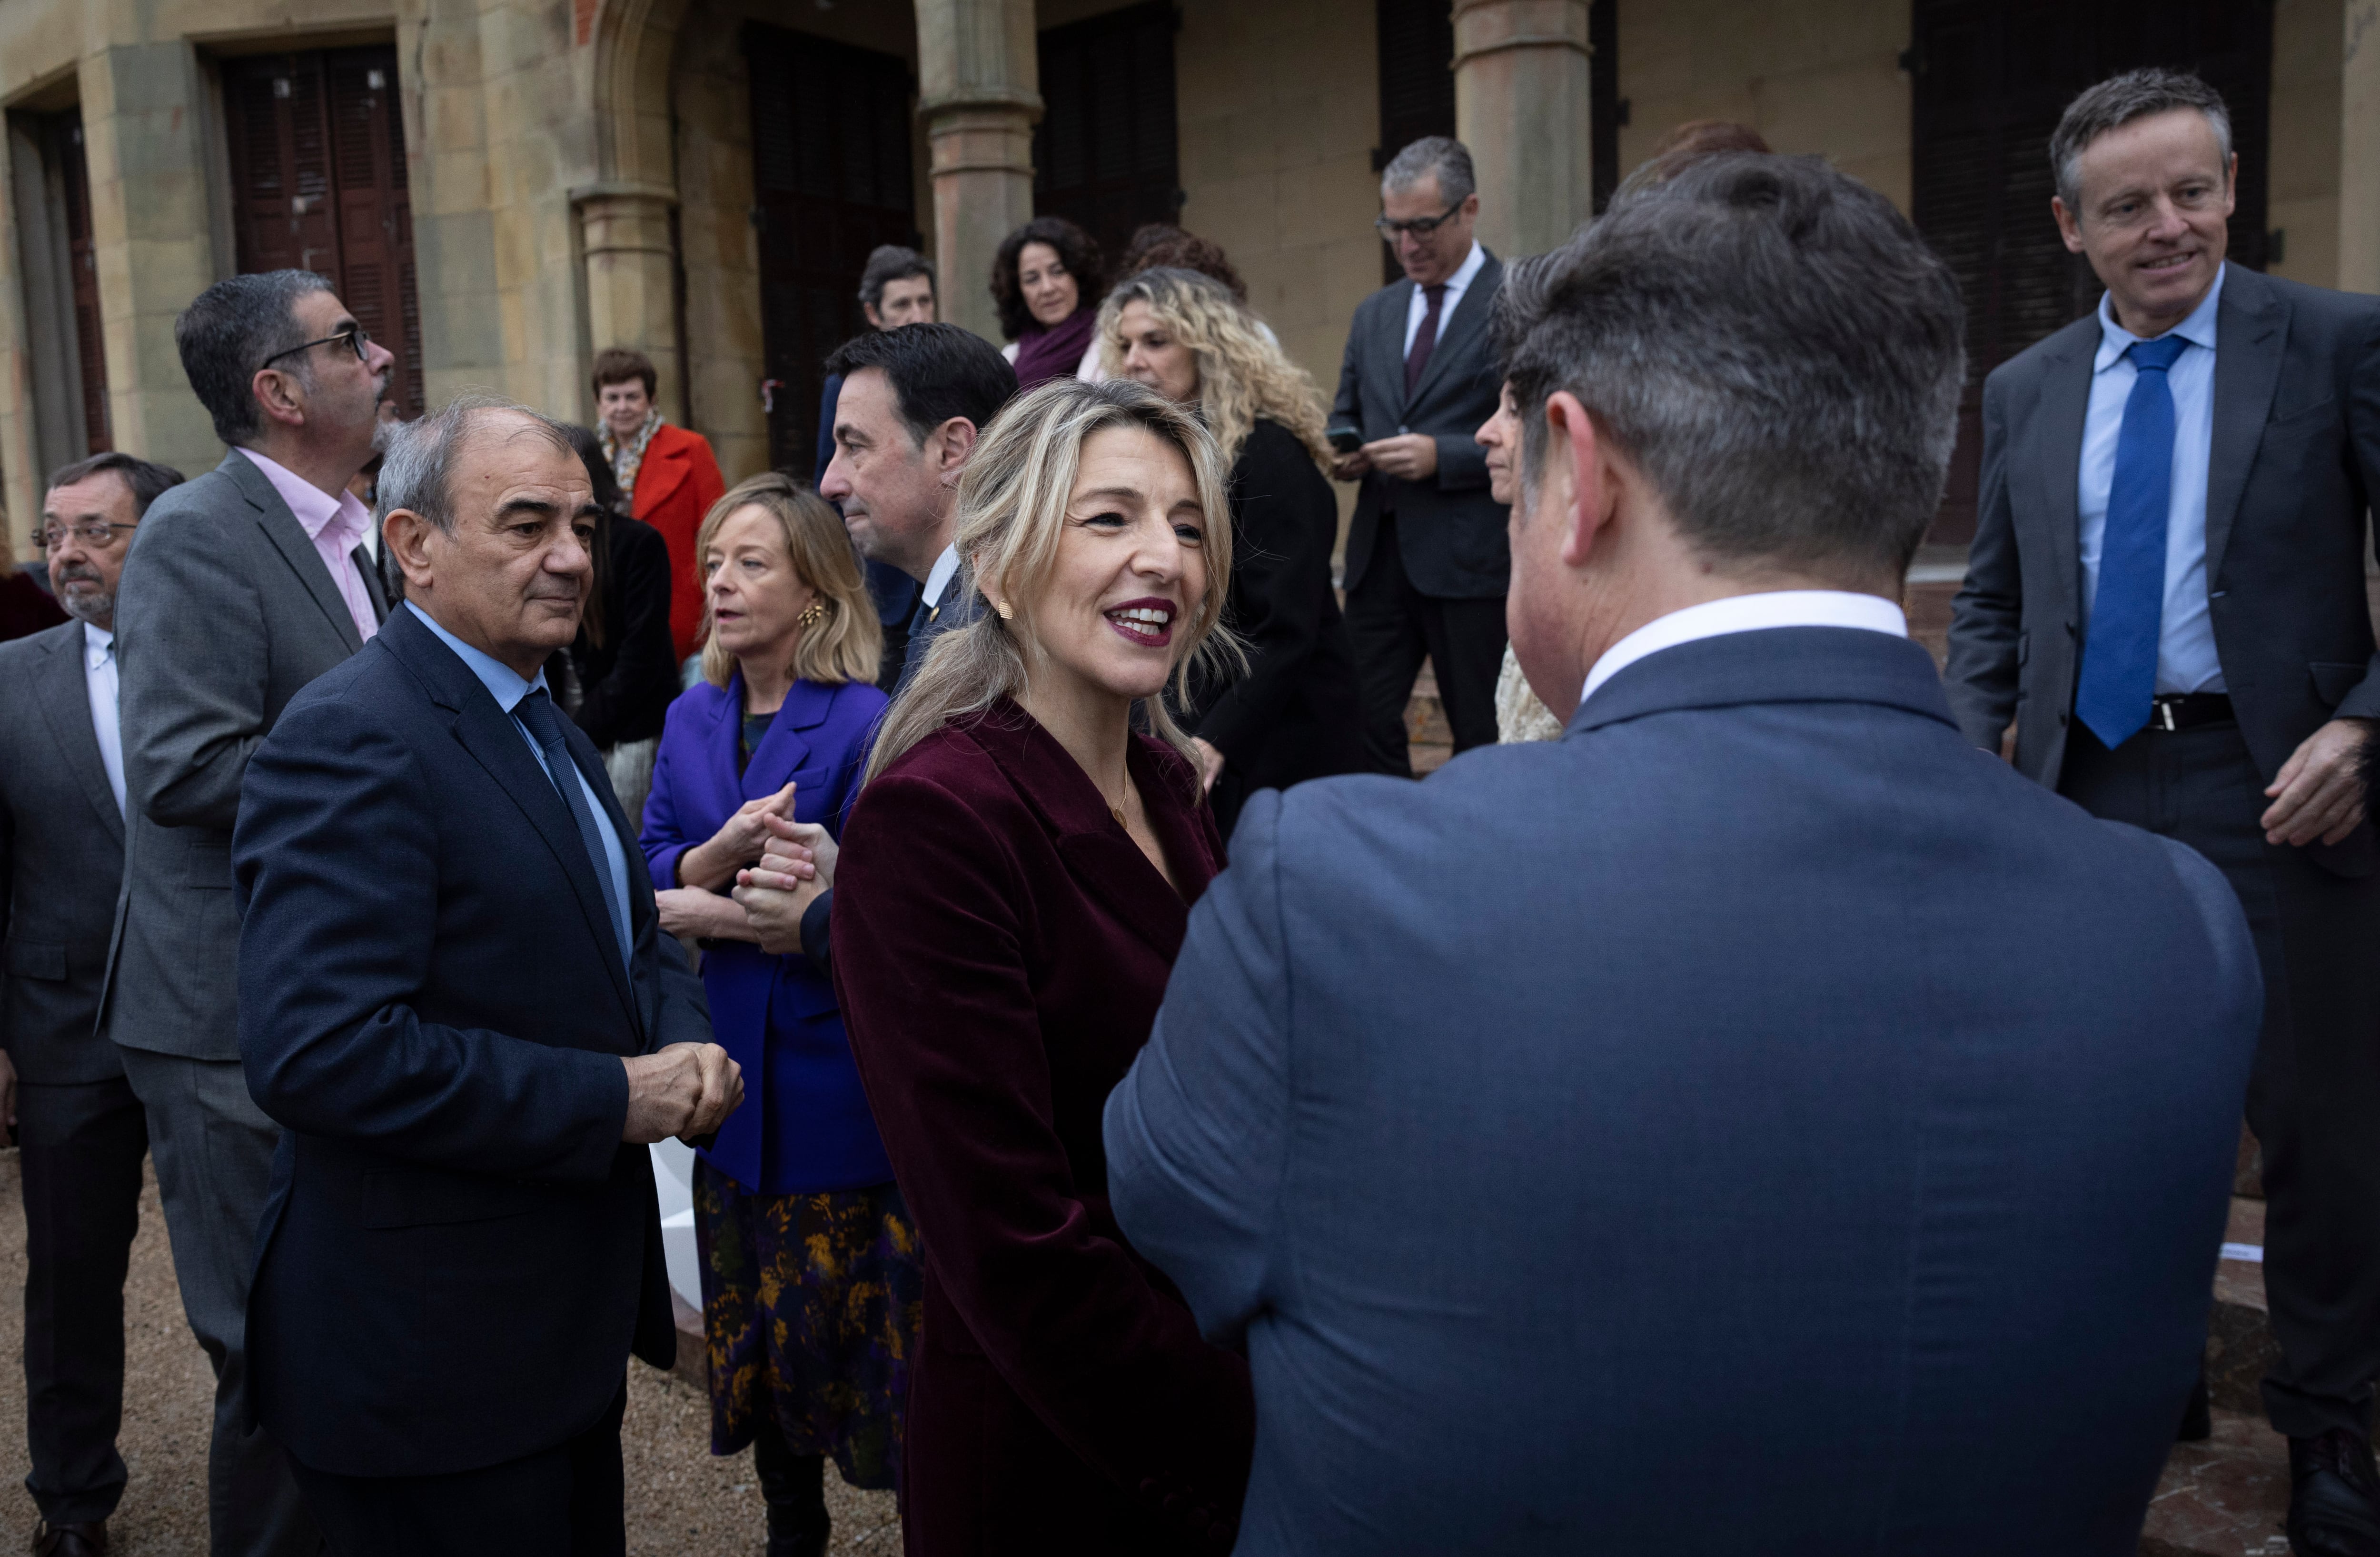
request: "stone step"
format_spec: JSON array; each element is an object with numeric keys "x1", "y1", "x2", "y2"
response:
[{"x1": 1405, "y1": 664, "x2": 1453, "y2": 773}]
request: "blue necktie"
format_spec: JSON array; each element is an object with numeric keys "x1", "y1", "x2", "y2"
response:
[
  {"x1": 516, "y1": 689, "x2": 630, "y2": 966},
  {"x1": 2076, "y1": 334, "x2": 2189, "y2": 750}
]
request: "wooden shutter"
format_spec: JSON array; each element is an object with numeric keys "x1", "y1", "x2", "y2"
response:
[
  {"x1": 50, "y1": 113, "x2": 109, "y2": 452},
  {"x1": 746, "y1": 23, "x2": 920, "y2": 477},
  {"x1": 1589, "y1": 0, "x2": 1618, "y2": 214},
  {"x1": 222, "y1": 46, "x2": 425, "y2": 417},
  {"x1": 1909, "y1": 0, "x2": 2271, "y2": 544},
  {"x1": 1034, "y1": 3, "x2": 1181, "y2": 271},
  {"x1": 1376, "y1": 0, "x2": 1458, "y2": 281}
]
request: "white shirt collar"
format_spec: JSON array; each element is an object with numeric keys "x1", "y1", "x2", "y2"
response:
[
  {"x1": 405, "y1": 601, "x2": 547, "y2": 713},
  {"x1": 83, "y1": 621, "x2": 114, "y2": 667},
  {"x1": 1581, "y1": 590, "x2": 1909, "y2": 706},
  {"x1": 1430, "y1": 240, "x2": 1486, "y2": 301},
  {"x1": 921, "y1": 543, "x2": 962, "y2": 609},
  {"x1": 2093, "y1": 262, "x2": 2224, "y2": 372}
]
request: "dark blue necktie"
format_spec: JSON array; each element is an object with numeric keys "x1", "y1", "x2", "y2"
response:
[
  {"x1": 516, "y1": 688, "x2": 630, "y2": 966},
  {"x1": 2076, "y1": 334, "x2": 2189, "y2": 750}
]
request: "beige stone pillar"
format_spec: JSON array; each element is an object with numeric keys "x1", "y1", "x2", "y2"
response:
[
  {"x1": 2344, "y1": 0, "x2": 2380, "y2": 296},
  {"x1": 571, "y1": 181, "x2": 686, "y2": 425},
  {"x1": 1452, "y1": 0, "x2": 1594, "y2": 262},
  {"x1": 916, "y1": 0, "x2": 1041, "y2": 345}
]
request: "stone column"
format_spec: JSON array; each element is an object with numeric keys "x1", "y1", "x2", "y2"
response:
[
  {"x1": 571, "y1": 181, "x2": 686, "y2": 425},
  {"x1": 915, "y1": 0, "x2": 1041, "y2": 345},
  {"x1": 1452, "y1": 0, "x2": 1594, "y2": 262},
  {"x1": 2343, "y1": 0, "x2": 2380, "y2": 296}
]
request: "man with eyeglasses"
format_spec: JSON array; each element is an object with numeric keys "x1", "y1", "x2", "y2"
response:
[
  {"x1": 0, "y1": 453, "x2": 181, "y2": 1557},
  {"x1": 1330, "y1": 135, "x2": 1509, "y2": 775},
  {"x1": 101, "y1": 269, "x2": 394, "y2": 1557}
]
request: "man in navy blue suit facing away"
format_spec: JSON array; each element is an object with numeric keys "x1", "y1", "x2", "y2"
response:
[
  {"x1": 1107, "y1": 155, "x2": 2263, "y2": 1555},
  {"x1": 232, "y1": 398, "x2": 740, "y2": 1553}
]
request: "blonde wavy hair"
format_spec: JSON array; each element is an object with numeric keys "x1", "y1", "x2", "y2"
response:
[
  {"x1": 1096, "y1": 267, "x2": 1332, "y2": 469},
  {"x1": 865, "y1": 378, "x2": 1245, "y2": 787},
  {"x1": 696, "y1": 473, "x2": 882, "y2": 689}
]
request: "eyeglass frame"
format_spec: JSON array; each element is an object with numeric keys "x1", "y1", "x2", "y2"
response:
[
  {"x1": 258, "y1": 325, "x2": 372, "y2": 374},
  {"x1": 37, "y1": 521, "x2": 137, "y2": 554},
  {"x1": 1374, "y1": 204, "x2": 1465, "y2": 241}
]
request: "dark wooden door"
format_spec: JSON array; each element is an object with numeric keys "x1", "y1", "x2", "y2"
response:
[
  {"x1": 50, "y1": 112, "x2": 109, "y2": 452},
  {"x1": 746, "y1": 22, "x2": 920, "y2": 479},
  {"x1": 1909, "y1": 0, "x2": 2271, "y2": 543},
  {"x1": 1034, "y1": 2, "x2": 1181, "y2": 273},
  {"x1": 222, "y1": 46, "x2": 426, "y2": 418}
]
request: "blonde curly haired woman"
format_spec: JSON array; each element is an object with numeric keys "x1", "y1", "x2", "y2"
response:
[
  {"x1": 1098, "y1": 266, "x2": 1364, "y2": 838},
  {"x1": 833, "y1": 378, "x2": 1256, "y2": 1556}
]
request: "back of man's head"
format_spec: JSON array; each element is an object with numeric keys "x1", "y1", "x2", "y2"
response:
[
  {"x1": 1500, "y1": 154, "x2": 1964, "y2": 581},
  {"x1": 176, "y1": 270, "x2": 333, "y2": 448},
  {"x1": 824, "y1": 323, "x2": 1017, "y2": 446}
]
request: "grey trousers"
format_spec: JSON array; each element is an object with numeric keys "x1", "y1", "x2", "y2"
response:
[{"x1": 112, "y1": 1046, "x2": 318, "y2": 1557}]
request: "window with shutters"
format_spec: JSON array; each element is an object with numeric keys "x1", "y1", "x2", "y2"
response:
[
  {"x1": 6, "y1": 108, "x2": 109, "y2": 467},
  {"x1": 1910, "y1": 0, "x2": 2271, "y2": 543},
  {"x1": 221, "y1": 47, "x2": 426, "y2": 419},
  {"x1": 1033, "y1": 3, "x2": 1181, "y2": 273},
  {"x1": 53, "y1": 115, "x2": 109, "y2": 454},
  {"x1": 746, "y1": 23, "x2": 921, "y2": 478}
]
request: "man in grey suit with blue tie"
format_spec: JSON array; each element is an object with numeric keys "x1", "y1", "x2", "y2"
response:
[
  {"x1": 1944, "y1": 71, "x2": 2380, "y2": 1555},
  {"x1": 102, "y1": 269, "x2": 396, "y2": 1557},
  {"x1": 1109, "y1": 151, "x2": 2263, "y2": 1554}
]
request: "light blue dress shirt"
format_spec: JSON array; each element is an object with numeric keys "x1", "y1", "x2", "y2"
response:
[
  {"x1": 2077, "y1": 263, "x2": 2225, "y2": 695},
  {"x1": 406, "y1": 602, "x2": 634, "y2": 968}
]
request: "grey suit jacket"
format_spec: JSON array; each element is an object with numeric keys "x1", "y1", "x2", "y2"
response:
[
  {"x1": 0, "y1": 621, "x2": 129, "y2": 1084},
  {"x1": 1944, "y1": 263, "x2": 2380, "y2": 876},
  {"x1": 1331, "y1": 251, "x2": 1508, "y2": 599},
  {"x1": 100, "y1": 450, "x2": 387, "y2": 1059}
]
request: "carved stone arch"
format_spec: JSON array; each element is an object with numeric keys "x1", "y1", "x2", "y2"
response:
[{"x1": 574, "y1": 0, "x2": 694, "y2": 423}]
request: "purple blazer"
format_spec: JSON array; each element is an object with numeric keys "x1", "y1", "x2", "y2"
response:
[{"x1": 640, "y1": 671, "x2": 890, "y2": 1194}]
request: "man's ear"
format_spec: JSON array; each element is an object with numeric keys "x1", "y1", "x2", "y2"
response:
[
  {"x1": 1543, "y1": 391, "x2": 1615, "y2": 569},
  {"x1": 250, "y1": 368, "x2": 307, "y2": 432},
  {"x1": 384, "y1": 508, "x2": 440, "y2": 593},
  {"x1": 933, "y1": 417, "x2": 981, "y2": 485},
  {"x1": 863, "y1": 303, "x2": 885, "y2": 331},
  {"x1": 2051, "y1": 196, "x2": 2085, "y2": 257}
]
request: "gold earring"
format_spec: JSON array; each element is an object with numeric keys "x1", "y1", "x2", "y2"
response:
[
  {"x1": 797, "y1": 600, "x2": 826, "y2": 628},
  {"x1": 995, "y1": 600, "x2": 1014, "y2": 620}
]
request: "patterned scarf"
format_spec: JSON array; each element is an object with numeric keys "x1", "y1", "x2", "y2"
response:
[{"x1": 602, "y1": 408, "x2": 664, "y2": 503}]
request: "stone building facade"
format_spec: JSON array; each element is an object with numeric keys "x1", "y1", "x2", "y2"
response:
[{"x1": 1, "y1": 0, "x2": 2373, "y2": 559}]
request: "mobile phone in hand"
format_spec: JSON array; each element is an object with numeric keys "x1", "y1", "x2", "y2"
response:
[{"x1": 1326, "y1": 426, "x2": 1364, "y2": 454}]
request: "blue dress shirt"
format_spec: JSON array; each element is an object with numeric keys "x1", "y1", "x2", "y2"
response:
[
  {"x1": 2077, "y1": 264, "x2": 2226, "y2": 695},
  {"x1": 405, "y1": 602, "x2": 634, "y2": 968}
]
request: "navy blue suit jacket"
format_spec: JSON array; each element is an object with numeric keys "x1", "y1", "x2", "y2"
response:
[
  {"x1": 232, "y1": 604, "x2": 711, "y2": 1478},
  {"x1": 1108, "y1": 626, "x2": 2262, "y2": 1555}
]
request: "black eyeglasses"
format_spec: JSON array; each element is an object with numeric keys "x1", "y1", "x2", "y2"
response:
[
  {"x1": 38, "y1": 521, "x2": 135, "y2": 554},
  {"x1": 1375, "y1": 205, "x2": 1462, "y2": 240},
  {"x1": 259, "y1": 325, "x2": 371, "y2": 372}
]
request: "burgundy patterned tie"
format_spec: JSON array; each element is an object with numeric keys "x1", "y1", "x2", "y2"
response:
[{"x1": 1405, "y1": 284, "x2": 1448, "y2": 398}]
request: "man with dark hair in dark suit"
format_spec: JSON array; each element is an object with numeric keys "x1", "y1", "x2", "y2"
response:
[
  {"x1": 1945, "y1": 70, "x2": 2380, "y2": 1555},
  {"x1": 0, "y1": 452, "x2": 180, "y2": 1557},
  {"x1": 1331, "y1": 135, "x2": 1508, "y2": 773}
]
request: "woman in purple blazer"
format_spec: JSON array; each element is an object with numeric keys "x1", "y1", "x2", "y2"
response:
[
  {"x1": 638, "y1": 473, "x2": 906, "y2": 1557},
  {"x1": 833, "y1": 379, "x2": 1255, "y2": 1556}
]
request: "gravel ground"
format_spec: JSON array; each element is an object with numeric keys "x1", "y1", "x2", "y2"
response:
[{"x1": 0, "y1": 1151, "x2": 901, "y2": 1555}]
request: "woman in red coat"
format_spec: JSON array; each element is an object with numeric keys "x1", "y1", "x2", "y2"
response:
[
  {"x1": 830, "y1": 378, "x2": 1254, "y2": 1555},
  {"x1": 595, "y1": 346, "x2": 727, "y2": 663}
]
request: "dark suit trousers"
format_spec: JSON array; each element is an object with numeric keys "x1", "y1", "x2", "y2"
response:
[
  {"x1": 17, "y1": 1077, "x2": 146, "y2": 1524},
  {"x1": 1345, "y1": 515, "x2": 1505, "y2": 776},
  {"x1": 289, "y1": 1377, "x2": 628, "y2": 1556},
  {"x1": 2062, "y1": 719, "x2": 2380, "y2": 1438}
]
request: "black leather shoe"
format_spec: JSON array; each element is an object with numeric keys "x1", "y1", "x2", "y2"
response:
[
  {"x1": 30, "y1": 1521, "x2": 107, "y2": 1557},
  {"x1": 2177, "y1": 1363, "x2": 2211, "y2": 1441},
  {"x1": 2288, "y1": 1428, "x2": 2380, "y2": 1557}
]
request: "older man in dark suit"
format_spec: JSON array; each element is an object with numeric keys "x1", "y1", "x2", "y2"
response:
[
  {"x1": 1111, "y1": 152, "x2": 2261, "y2": 1555},
  {"x1": 233, "y1": 397, "x2": 737, "y2": 1549},
  {"x1": 0, "y1": 452, "x2": 181, "y2": 1557},
  {"x1": 99, "y1": 269, "x2": 394, "y2": 1557},
  {"x1": 1331, "y1": 135, "x2": 1508, "y2": 773},
  {"x1": 1944, "y1": 70, "x2": 2380, "y2": 1554}
]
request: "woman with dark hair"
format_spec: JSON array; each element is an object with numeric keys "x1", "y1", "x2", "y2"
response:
[
  {"x1": 561, "y1": 422, "x2": 684, "y2": 824},
  {"x1": 991, "y1": 216, "x2": 1107, "y2": 389}
]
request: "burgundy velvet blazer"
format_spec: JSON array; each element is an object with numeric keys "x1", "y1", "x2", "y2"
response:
[{"x1": 833, "y1": 701, "x2": 1254, "y2": 1557}]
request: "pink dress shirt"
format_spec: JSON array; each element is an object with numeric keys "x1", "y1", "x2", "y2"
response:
[{"x1": 237, "y1": 448, "x2": 378, "y2": 642}]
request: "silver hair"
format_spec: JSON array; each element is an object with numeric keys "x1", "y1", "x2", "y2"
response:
[
  {"x1": 1381, "y1": 136, "x2": 1476, "y2": 205},
  {"x1": 1498, "y1": 153, "x2": 1965, "y2": 579},
  {"x1": 2050, "y1": 69, "x2": 2233, "y2": 211},
  {"x1": 376, "y1": 393, "x2": 576, "y2": 535}
]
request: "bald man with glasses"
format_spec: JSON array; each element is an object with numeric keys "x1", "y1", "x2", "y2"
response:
[{"x1": 101, "y1": 269, "x2": 394, "y2": 1557}]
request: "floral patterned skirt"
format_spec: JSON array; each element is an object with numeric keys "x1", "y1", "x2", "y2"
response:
[{"x1": 692, "y1": 1162, "x2": 923, "y2": 1490}]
